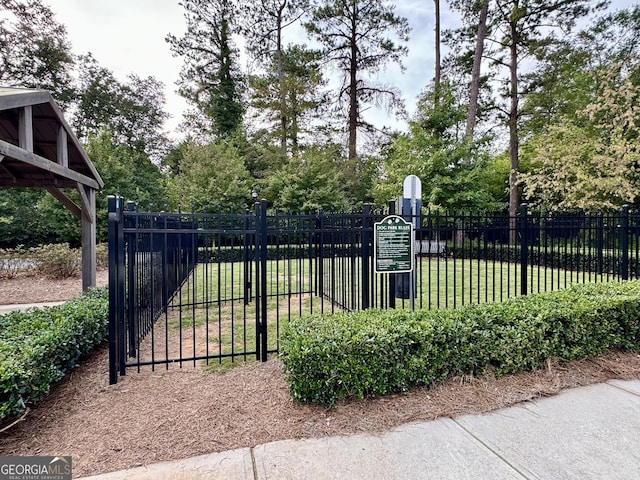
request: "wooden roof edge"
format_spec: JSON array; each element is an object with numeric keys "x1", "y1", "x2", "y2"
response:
[
  {"x1": 0, "y1": 87, "x2": 52, "y2": 110},
  {"x1": 47, "y1": 92, "x2": 105, "y2": 189},
  {"x1": 0, "y1": 87, "x2": 105, "y2": 189}
]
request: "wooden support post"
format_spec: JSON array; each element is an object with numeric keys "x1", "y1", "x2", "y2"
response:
[
  {"x1": 19, "y1": 105, "x2": 33, "y2": 152},
  {"x1": 57, "y1": 125, "x2": 68, "y2": 167},
  {"x1": 80, "y1": 185, "x2": 97, "y2": 290}
]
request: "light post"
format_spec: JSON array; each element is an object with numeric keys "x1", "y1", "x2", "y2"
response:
[{"x1": 251, "y1": 187, "x2": 258, "y2": 204}]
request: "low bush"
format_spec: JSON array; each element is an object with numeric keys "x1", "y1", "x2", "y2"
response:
[
  {"x1": 96, "y1": 243, "x2": 109, "y2": 270},
  {"x1": 280, "y1": 282, "x2": 640, "y2": 405},
  {"x1": 0, "y1": 287, "x2": 108, "y2": 420},
  {"x1": 0, "y1": 246, "x2": 33, "y2": 279},
  {"x1": 32, "y1": 243, "x2": 81, "y2": 279}
]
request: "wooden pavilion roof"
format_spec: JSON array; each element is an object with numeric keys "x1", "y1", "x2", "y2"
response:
[{"x1": 0, "y1": 87, "x2": 103, "y2": 190}]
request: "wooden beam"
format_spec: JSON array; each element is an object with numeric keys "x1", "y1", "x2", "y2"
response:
[
  {"x1": 81, "y1": 187, "x2": 97, "y2": 290},
  {"x1": 77, "y1": 182, "x2": 95, "y2": 224},
  {"x1": 44, "y1": 185, "x2": 82, "y2": 219},
  {"x1": 19, "y1": 105, "x2": 33, "y2": 152},
  {"x1": 0, "y1": 139, "x2": 99, "y2": 189},
  {"x1": 57, "y1": 125, "x2": 68, "y2": 168}
]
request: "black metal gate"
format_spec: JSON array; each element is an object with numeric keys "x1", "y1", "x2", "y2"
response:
[{"x1": 107, "y1": 197, "x2": 387, "y2": 384}]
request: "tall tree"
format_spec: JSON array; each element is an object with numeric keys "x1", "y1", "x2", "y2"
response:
[
  {"x1": 304, "y1": 0, "x2": 410, "y2": 169},
  {"x1": 465, "y1": 0, "x2": 489, "y2": 139},
  {"x1": 167, "y1": 0, "x2": 244, "y2": 137},
  {"x1": 434, "y1": 0, "x2": 442, "y2": 100},
  {"x1": 449, "y1": 0, "x2": 606, "y2": 219},
  {"x1": 0, "y1": 0, "x2": 75, "y2": 105},
  {"x1": 248, "y1": 44, "x2": 328, "y2": 156},
  {"x1": 239, "y1": 0, "x2": 310, "y2": 152},
  {"x1": 74, "y1": 54, "x2": 170, "y2": 160}
]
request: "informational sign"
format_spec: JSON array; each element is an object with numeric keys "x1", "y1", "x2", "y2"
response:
[{"x1": 374, "y1": 215, "x2": 414, "y2": 273}]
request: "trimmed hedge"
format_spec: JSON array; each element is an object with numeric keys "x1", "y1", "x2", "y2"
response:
[
  {"x1": 0, "y1": 287, "x2": 108, "y2": 420},
  {"x1": 280, "y1": 282, "x2": 640, "y2": 405}
]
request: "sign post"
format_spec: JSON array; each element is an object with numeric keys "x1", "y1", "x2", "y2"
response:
[{"x1": 402, "y1": 175, "x2": 421, "y2": 310}]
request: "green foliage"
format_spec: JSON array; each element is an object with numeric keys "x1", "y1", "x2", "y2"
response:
[
  {"x1": 0, "y1": 287, "x2": 108, "y2": 420},
  {"x1": 167, "y1": 0, "x2": 245, "y2": 137},
  {"x1": 32, "y1": 243, "x2": 81, "y2": 279},
  {"x1": 74, "y1": 53, "x2": 170, "y2": 161},
  {"x1": 248, "y1": 44, "x2": 329, "y2": 156},
  {"x1": 280, "y1": 282, "x2": 640, "y2": 405},
  {"x1": 167, "y1": 138, "x2": 251, "y2": 210},
  {"x1": 266, "y1": 145, "x2": 350, "y2": 211},
  {"x1": 520, "y1": 63, "x2": 640, "y2": 211},
  {"x1": 86, "y1": 130, "x2": 168, "y2": 241},
  {"x1": 0, "y1": 0, "x2": 75, "y2": 106},
  {"x1": 0, "y1": 189, "x2": 80, "y2": 249},
  {"x1": 375, "y1": 81, "x2": 501, "y2": 210}
]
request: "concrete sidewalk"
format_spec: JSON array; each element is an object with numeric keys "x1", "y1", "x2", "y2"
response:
[
  {"x1": 0, "y1": 301, "x2": 65, "y2": 315},
  {"x1": 80, "y1": 379, "x2": 640, "y2": 480}
]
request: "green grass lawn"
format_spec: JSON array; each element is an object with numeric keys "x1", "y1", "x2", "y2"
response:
[{"x1": 142, "y1": 255, "x2": 609, "y2": 368}]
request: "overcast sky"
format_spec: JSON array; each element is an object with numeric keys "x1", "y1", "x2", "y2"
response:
[
  {"x1": 47, "y1": 0, "x2": 632, "y2": 142},
  {"x1": 48, "y1": 0, "x2": 455, "y2": 140}
]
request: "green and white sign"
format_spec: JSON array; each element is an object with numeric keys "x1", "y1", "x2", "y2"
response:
[{"x1": 374, "y1": 215, "x2": 414, "y2": 273}]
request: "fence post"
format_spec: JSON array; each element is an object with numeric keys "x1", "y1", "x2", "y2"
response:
[
  {"x1": 597, "y1": 214, "x2": 604, "y2": 276},
  {"x1": 254, "y1": 202, "x2": 261, "y2": 361},
  {"x1": 361, "y1": 204, "x2": 372, "y2": 310},
  {"x1": 520, "y1": 204, "x2": 528, "y2": 296},
  {"x1": 125, "y1": 201, "x2": 136, "y2": 358},
  {"x1": 243, "y1": 207, "x2": 251, "y2": 305},
  {"x1": 316, "y1": 209, "x2": 324, "y2": 301},
  {"x1": 259, "y1": 199, "x2": 269, "y2": 361},
  {"x1": 108, "y1": 195, "x2": 122, "y2": 384},
  {"x1": 388, "y1": 200, "x2": 396, "y2": 309},
  {"x1": 620, "y1": 205, "x2": 629, "y2": 281}
]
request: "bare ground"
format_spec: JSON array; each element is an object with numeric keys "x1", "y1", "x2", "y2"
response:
[{"x1": 1, "y1": 272, "x2": 640, "y2": 478}]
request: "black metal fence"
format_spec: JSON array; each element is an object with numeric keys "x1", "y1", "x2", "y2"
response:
[{"x1": 108, "y1": 196, "x2": 640, "y2": 383}]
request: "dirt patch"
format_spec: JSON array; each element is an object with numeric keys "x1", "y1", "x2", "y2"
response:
[
  {"x1": 1, "y1": 272, "x2": 640, "y2": 477},
  {"x1": 0, "y1": 270, "x2": 108, "y2": 304}
]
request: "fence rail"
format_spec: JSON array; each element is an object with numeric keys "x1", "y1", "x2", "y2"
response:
[{"x1": 108, "y1": 196, "x2": 640, "y2": 383}]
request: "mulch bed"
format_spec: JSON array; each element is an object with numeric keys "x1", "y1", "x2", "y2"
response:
[{"x1": 1, "y1": 344, "x2": 639, "y2": 478}]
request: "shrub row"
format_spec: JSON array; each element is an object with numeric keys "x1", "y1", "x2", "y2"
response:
[
  {"x1": 198, "y1": 244, "x2": 357, "y2": 263},
  {"x1": 280, "y1": 281, "x2": 640, "y2": 405},
  {"x1": 0, "y1": 287, "x2": 108, "y2": 420},
  {"x1": 0, "y1": 246, "x2": 31, "y2": 279},
  {"x1": 0, "y1": 243, "x2": 90, "y2": 279},
  {"x1": 451, "y1": 243, "x2": 634, "y2": 276}
]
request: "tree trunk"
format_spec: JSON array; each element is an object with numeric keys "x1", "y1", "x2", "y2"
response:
[
  {"x1": 508, "y1": 18, "x2": 519, "y2": 242},
  {"x1": 434, "y1": 0, "x2": 441, "y2": 103},
  {"x1": 276, "y1": 6, "x2": 287, "y2": 153},
  {"x1": 348, "y1": 6, "x2": 358, "y2": 164},
  {"x1": 465, "y1": 0, "x2": 489, "y2": 140}
]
